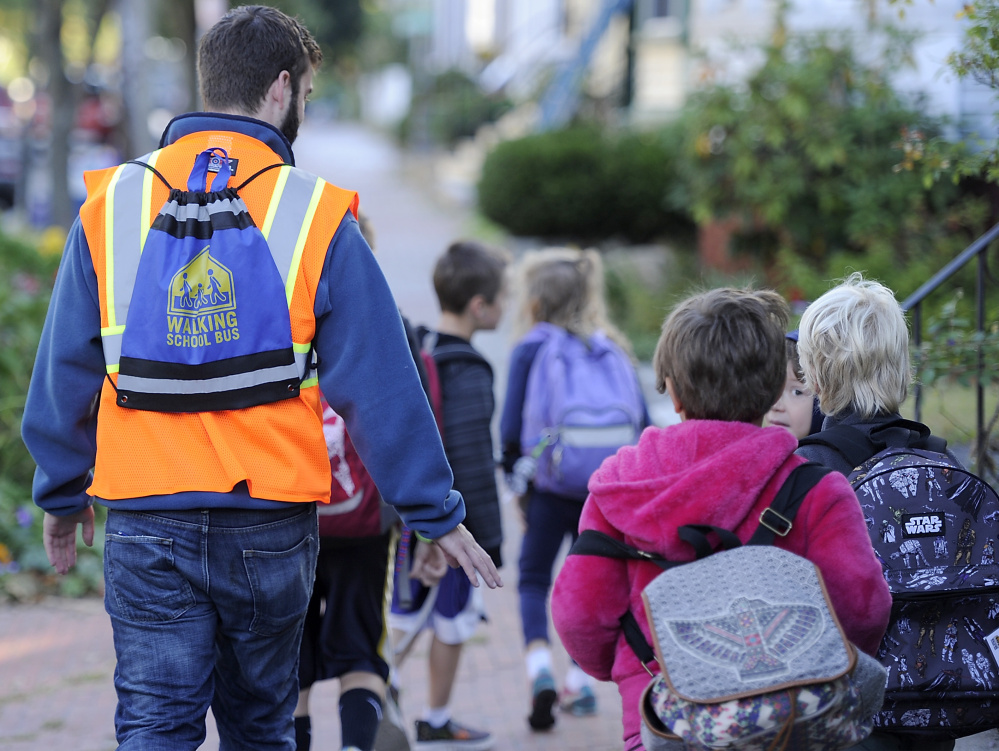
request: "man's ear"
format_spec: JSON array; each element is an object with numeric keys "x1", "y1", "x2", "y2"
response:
[{"x1": 262, "y1": 70, "x2": 292, "y2": 118}]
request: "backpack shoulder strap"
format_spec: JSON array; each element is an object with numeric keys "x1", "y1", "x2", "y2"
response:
[
  {"x1": 747, "y1": 462, "x2": 832, "y2": 546},
  {"x1": 568, "y1": 531, "x2": 663, "y2": 670},
  {"x1": 570, "y1": 530, "x2": 669, "y2": 569},
  {"x1": 868, "y1": 417, "x2": 947, "y2": 454},
  {"x1": 419, "y1": 328, "x2": 492, "y2": 376},
  {"x1": 433, "y1": 341, "x2": 491, "y2": 373},
  {"x1": 798, "y1": 424, "x2": 878, "y2": 469}
]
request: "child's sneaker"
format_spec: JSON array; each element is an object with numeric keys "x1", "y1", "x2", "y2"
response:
[
  {"x1": 414, "y1": 719, "x2": 493, "y2": 750},
  {"x1": 560, "y1": 684, "x2": 597, "y2": 716},
  {"x1": 527, "y1": 668, "x2": 557, "y2": 731},
  {"x1": 374, "y1": 685, "x2": 411, "y2": 751}
]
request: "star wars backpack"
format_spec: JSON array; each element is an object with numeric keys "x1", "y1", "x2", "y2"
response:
[
  {"x1": 569, "y1": 463, "x2": 888, "y2": 751},
  {"x1": 802, "y1": 419, "x2": 999, "y2": 738}
]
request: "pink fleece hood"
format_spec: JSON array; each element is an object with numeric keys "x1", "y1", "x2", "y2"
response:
[{"x1": 587, "y1": 420, "x2": 802, "y2": 556}]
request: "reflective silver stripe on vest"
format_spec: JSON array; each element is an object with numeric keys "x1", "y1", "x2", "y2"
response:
[
  {"x1": 115, "y1": 350, "x2": 311, "y2": 396},
  {"x1": 101, "y1": 151, "x2": 162, "y2": 371},
  {"x1": 100, "y1": 160, "x2": 319, "y2": 379},
  {"x1": 262, "y1": 167, "x2": 323, "y2": 289},
  {"x1": 102, "y1": 328, "x2": 124, "y2": 370}
]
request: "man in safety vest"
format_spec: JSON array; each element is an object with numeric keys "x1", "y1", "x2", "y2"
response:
[{"x1": 21, "y1": 5, "x2": 501, "y2": 750}]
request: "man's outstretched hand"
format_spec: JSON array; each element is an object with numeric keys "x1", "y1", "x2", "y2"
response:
[
  {"x1": 43, "y1": 508, "x2": 95, "y2": 575},
  {"x1": 433, "y1": 523, "x2": 502, "y2": 589}
]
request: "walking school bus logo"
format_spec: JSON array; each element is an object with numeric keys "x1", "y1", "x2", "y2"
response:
[{"x1": 166, "y1": 247, "x2": 239, "y2": 348}]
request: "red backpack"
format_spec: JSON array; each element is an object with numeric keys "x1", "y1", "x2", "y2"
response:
[{"x1": 317, "y1": 396, "x2": 383, "y2": 538}]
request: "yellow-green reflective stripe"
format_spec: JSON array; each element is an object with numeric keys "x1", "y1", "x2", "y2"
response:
[
  {"x1": 293, "y1": 342, "x2": 312, "y2": 353},
  {"x1": 286, "y1": 179, "x2": 325, "y2": 306},
  {"x1": 261, "y1": 166, "x2": 291, "y2": 240},
  {"x1": 104, "y1": 164, "x2": 128, "y2": 329},
  {"x1": 301, "y1": 377, "x2": 318, "y2": 389},
  {"x1": 139, "y1": 150, "x2": 162, "y2": 252},
  {"x1": 101, "y1": 325, "x2": 124, "y2": 371}
]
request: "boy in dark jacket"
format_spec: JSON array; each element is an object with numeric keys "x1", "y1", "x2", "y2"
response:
[{"x1": 391, "y1": 240, "x2": 509, "y2": 750}]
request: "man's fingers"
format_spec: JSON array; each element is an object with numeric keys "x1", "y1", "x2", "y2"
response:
[
  {"x1": 81, "y1": 513, "x2": 95, "y2": 547},
  {"x1": 434, "y1": 525, "x2": 503, "y2": 589},
  {"x1": 42, "y1": 508, "x2": 94, "y2": 574}
]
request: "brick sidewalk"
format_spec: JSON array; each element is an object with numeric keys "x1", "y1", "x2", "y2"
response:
[{"x1": 0, "y1": 497, "x2": 626, "y2": 751}]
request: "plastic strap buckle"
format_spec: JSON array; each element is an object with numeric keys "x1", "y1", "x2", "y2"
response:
[{"x1": 759, "y1": 507, "x2": 793, "y2": 537}]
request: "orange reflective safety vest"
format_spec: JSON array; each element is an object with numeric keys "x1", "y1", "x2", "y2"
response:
[{"x1": 80, "y1": 130, "x2": 359, "y2": 503}]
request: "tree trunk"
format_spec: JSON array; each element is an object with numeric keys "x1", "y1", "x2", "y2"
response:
[
  {"x1": 38, "y1": 0, "x2": 75, "y2": 229},
  {"x1": 178, "y1": 0, "x2": 198, "y2": 112},
  {"x1": 118, "y1": 0, "x2": 154, "y2": 158}
]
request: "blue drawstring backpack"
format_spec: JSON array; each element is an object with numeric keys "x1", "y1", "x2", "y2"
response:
[{"x1": 115, "y1": 148, "x2": 306, "y2": 412}]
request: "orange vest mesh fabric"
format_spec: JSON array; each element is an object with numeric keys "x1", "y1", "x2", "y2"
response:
[{"x1": 80, "y1": 131, "x2": 359, "y2": 503}]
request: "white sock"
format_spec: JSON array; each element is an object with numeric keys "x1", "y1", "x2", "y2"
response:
[
  {"x1": 526, "y1": 646, "x2": 553, "y2": 681},
  {"x1": 565, "y1": 663, "x2": 592, "y2": 693},
  {"x1": 425, "y1": 706, "x2": 451, "y2": 728}
]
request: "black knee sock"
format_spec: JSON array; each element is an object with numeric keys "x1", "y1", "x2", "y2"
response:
[
  {"x1": 294, "y1": 715, "x2": 311, "y2": 751},
  {"x1": 339, "y1": 688, "x2": 383, "y2": 751}
]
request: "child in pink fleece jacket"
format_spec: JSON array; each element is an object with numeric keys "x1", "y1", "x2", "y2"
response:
[{"x1": 550, "y1": 287, "x2": 892, "y2": 751}]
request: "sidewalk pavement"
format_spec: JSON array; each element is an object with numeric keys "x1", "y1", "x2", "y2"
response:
[
  {"x1": 0, "y1": 498, "x2": 626, "y2": 751},
  {"x1": 6, "y1": 503, "x2": 999, "y2": 750}
]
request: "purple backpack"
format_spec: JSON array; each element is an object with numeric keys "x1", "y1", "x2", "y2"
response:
[{"x1": 520, "y1": 323, "x2": 645, "y2": 499}]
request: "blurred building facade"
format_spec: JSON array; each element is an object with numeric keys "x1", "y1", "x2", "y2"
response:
[{"x1": 400, "y1": 0, "x2": 996, "y2": 139}]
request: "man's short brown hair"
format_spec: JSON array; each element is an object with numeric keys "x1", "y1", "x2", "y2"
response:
[
  {"x1": 654, "y1": 287, "x2": 789, "y2": 423},
  {"x1": 198, "y1": 5, "x2": 322, "y2": 114},
  {"x1": 432, "y1": 241, "x2": 510, "y2": 314}
]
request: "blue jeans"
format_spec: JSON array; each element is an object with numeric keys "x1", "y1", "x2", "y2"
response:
[
  {"x1": 518, "y1": 488, "x2": 584, "y2": 646},
  {"x1": 103, "y1": 505, "x2": 318, "y2": 751}
]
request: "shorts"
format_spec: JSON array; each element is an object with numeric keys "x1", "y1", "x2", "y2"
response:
[
  {"x1": 298, "y1": 531, "x2": 396, "y2": 690},
  {"x1": 389, "y1": 564, "x2": 486, "y2": 646}
]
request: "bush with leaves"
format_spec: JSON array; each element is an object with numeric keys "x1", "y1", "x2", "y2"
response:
[
  {"x1": 910, "y1": 291, "x2": 999, "y2": 483},
  {"x1": 0, "y1": 228, "x2": 104, "y2": 601},
  {"x1": 671, "y1": 27, "x2": 989, "y2": 301},
  {"x1": 477, "y1": 125, "x2": 694, "y2": 242}
]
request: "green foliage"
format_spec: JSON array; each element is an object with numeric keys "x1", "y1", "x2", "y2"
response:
[
  {"x1": 911, "y1": 291, "x2": 999, "y2": 482},
  {"x1": 260, "y1": 0, "x2": 364, "y2": 62},
  {"x1": 914, "y1": 292, "x2": 999, "y2": 389},
  {"x1": 477, "y1": 126, "x2": 694, "y2": 242},
  {"x1": 948, "y1": 1, "x2": 999, "y2": 92},
  {"x1": 0, "y1": 228, "x2": 103, "y2": 600},
  {"x1": 400, "y1": 69, "x2": 513, "y2": 148},
  {"x1": 881, "y1": 0, "x2": 999, "y2": 185},
  {"x1": 674, "y1": 30, "x2": 979, "y2": 264}
]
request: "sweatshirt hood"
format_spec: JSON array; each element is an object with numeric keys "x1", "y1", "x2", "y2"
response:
[{"x1": 588, "y1": 420, "x2": 800, "y2": 554}]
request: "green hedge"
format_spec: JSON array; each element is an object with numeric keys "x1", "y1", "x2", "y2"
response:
[{"x1": 477, "y1": 126, "x2": 694, "y2": 243}]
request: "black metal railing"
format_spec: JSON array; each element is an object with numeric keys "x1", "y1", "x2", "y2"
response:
[{"x1": 902, "y1": 221, "x2": 999, "y2": 471}]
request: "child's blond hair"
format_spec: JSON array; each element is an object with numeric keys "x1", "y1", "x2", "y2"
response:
[{"x1": 797, "y1": 273, "x2": 911, "y2": 419}]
